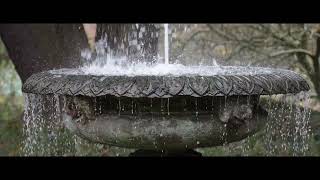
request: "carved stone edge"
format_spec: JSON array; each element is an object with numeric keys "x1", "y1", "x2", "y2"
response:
[{"x1": 22, "y1": 69, "x2": 310, "y2": 97}]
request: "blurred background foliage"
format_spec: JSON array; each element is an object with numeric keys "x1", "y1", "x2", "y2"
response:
[
  {"x1": 1, "y1": 24, "x2": 320, "y2": 156},
  {"x1": 0, "y1": 38, "x2": 23, "y2": 155}
]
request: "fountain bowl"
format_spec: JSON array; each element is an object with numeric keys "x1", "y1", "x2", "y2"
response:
[{"x1": 22, "y1": 66, "x2": 310, "y2": 151}]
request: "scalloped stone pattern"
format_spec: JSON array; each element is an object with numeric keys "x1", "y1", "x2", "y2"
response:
[{"x1": 22, "y1": 67, "x2": 310, "y2": 98}]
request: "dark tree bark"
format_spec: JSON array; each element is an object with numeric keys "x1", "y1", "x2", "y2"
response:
[
  {"x1": 313, "y1": 29, "x2": 320, "y2": 97},
  {"x1": 0, "y1": 24, "x2": 89, "y2": 82}
]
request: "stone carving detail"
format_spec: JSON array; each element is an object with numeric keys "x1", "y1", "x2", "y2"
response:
[{"x1": 23, "y1": 68, "x2": 310, "y2": 97}]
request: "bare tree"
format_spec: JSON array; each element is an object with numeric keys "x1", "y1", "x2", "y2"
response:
[{"x1": 171, "y1": 24, "x2": 320, "y2": 97}]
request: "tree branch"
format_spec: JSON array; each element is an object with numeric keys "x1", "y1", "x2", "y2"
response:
[
  {"x1": 270, "y1": 49, "x2": 314, "y2": 58},
  {"x1": 258, "y1": 24, "x2": 298, "y2": 48},
  {"x1": 313, "y1": 32, "x2": 320, "y2": 38},
  {"x1": 180, "y1": 30, "x2": 210, "y2": 52}
]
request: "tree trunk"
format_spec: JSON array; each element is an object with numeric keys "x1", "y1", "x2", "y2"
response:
[
  {"x1": 313, "y1": 30, "x2": 320, "y2": 97},
  {"x1": 0, "y1": 24, "x2": 89, "y2": 83}
]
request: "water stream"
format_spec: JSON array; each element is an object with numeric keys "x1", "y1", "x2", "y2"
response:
[{"x1": 164, "y1": 24, "x2": 169, "y2": 64}]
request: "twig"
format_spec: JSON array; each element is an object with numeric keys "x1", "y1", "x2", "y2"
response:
[{"x1": 270, "y1": 49, "x2": 314, "y2": 58}]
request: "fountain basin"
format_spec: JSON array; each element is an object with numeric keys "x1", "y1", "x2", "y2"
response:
[
  {"x1": 60, "y1": 95, "x2": 267, "y2": 150},
  {"x1": 22, "y1": 66, "x2": 310, "y2": 151}
]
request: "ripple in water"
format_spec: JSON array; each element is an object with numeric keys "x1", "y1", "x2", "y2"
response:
[{"x1": 49, "y1": 59, "x2": 283, "y2": 77}]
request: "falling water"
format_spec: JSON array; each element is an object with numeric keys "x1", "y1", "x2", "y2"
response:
[
  {"x1": 164, "y1": 24, "x2": 169, "y2": 64},
  {"x1": 213, "y1": 92, "x2": 312, "y2": 156},
  {"x1": 265, "y1": 92, "x2": 311, "y2": 156},
  {"x1": 22, "y1": 94, "x2": 75, "y2": 155},
  {"x1": 21, "y1": 93, "x2": 132, "y2": 156}
]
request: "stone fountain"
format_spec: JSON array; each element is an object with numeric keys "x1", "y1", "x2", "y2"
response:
[{"x1": 22, "y1": 65, "x2": 310, "y2": 156}]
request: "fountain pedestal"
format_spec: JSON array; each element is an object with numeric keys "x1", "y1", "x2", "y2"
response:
[{"x1": 129, "y1": 149, "x2": 202, "y2": 157}]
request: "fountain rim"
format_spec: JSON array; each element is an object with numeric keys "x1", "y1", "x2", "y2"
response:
[{"x1": 22, "y1": 67, "x2": 310, "y2": 98}]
